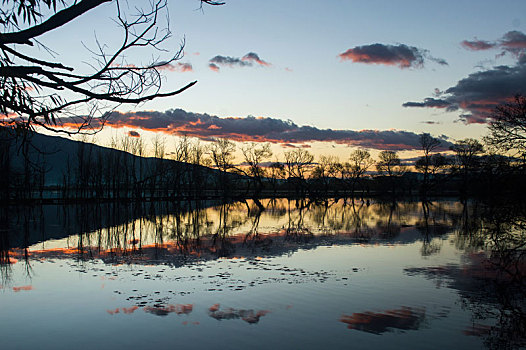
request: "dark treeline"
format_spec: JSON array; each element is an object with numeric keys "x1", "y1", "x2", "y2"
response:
[
  {"x1": 1, "y1": 130, "x2": 524, "y2": 203},
  {"x1": 1, "y1": 96, "x2": 525, "y2": 203},
  {"x1": 0, "y1": 130, "x2": 244, "y2": 202}
]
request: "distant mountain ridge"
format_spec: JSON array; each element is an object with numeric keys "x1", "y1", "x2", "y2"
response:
[{"x1": 7, "y1": 131, "x2": 236, "y2": 189}]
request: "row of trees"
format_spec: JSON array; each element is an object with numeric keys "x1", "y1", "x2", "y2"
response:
[
  {"x1": 61, "y1": 134, "x2": 218, "y2": 200},
  {"x1": 0, "y1": 130, "x2": 521, "y2": 202},
  {"x1": 1, "y1": 94, "x2": 525, "y2": 201}
]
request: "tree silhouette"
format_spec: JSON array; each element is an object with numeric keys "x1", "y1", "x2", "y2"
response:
[
  {"x1": 486, "y1": 95, "x2": 526, "y2": 162},
  {"x1": 376, "y1": 150, "x2": 406, "y2": 196},
  {"x1": 241, "y1": 142, "x2": 272, "y2": 199},
  {"x1": 415, "y1": 133, "x2": 441, "y2": 196},
  {"x1": 312, "y1": 155, "x2": 340, "y2": 196},
  {"x1": 0, "y1": 0, "x2": 223, "y2": 134},
  {"x1": 284, "y1": 148, "x2": 314, "y2": 196},
  {"x1": 208, "y1": 138, "x2": 236, "y2": 196},
  {"x1": 341, "y1": 149, "x2": 374, "y2": 199},
  {"x1": 450, "y1": 138, "x2": 483, "y2": 196}
]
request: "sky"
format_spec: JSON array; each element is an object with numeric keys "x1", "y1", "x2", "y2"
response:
[{"x1": 29, "y1": 0, "x2": 526, "y2": 159}]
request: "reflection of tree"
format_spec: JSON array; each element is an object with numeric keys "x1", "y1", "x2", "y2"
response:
[
  {"x1": 1, "y1": 198, "x2": 485, "y2": 273},
  {"x1": 265, "y1": 198, "x2": 287, "y2": 219},
  {"x1": 452, "y1": 200, "x2": 485, "y2": 252},
  {"x1": 210, "y1": 202, "x2": 245, "y2": 257},
  {"x1": 0, "y1": 204, "x2": 38, "y2": 282},
  {"x1": 308, "y1": 198, "x2": 337, "y2": 232},
  {"x1": 169, "y1": 201, "x2": 209, "y2": 255},
  {"x1": 242, "y1": 203, "x2": 265, "y2": 251},
  {"x1": 460, "y1": 239, "x2": 525, "y2": 350},
  {"x1": 346, "y1": 201, "x2": 371, "y2": 239},
  {"x1": 417, "y1": 201, "x2": 448, "y2": 256},
  {"x1": 308, "y1": 199, "x2": 372, "y2": 239},
  {"x1": 413, "y1": 200, "x2": 526, "y2": 349},
  {"x1": 373, "y1": 200, "x2": 402, "y2": 238},
  {"x1": 0, "y1": 206, "x2": 12, "y2": 283},
  {"x1": 284, "y1": 199, "x2": 313, "y2": 243}
]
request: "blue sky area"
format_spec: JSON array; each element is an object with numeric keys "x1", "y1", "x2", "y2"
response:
[{"x1": 26, "y1": 0, "x2": 526, "y2": 157}]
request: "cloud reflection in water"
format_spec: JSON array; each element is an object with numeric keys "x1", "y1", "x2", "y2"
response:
[{"x1": 340, "y1": 307, "x2": 426, "y2": 334}]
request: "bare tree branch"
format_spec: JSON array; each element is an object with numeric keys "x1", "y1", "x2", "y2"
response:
[
  {"x1": 0, "y1": 0, "x2": 111, "y2": 45},
  {"x1": 0, "y1": 0, "x2": 224, "y2": 135}
]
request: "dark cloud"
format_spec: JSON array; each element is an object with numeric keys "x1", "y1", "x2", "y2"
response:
[
  {"x1": 128, "y1": 130, "x2": 140, "y2": 138},
  {"x1": 208, "y1": 52, "x2": 271, "y2": 71},
  {"x1": 339, "y1": 43, "x2": 447, "y2": 69},
  {"x1": 501, "y1": 31, "x2": 526, "y2": 51},
  {"x1": 75, "y1": 109, "x2": 453, "y2": 151},
  {"x1": 430, "y1": 57, "x2": 448, "y2": 66},
  {"x1": 208, "y1": 63, "x2": 219, "y2": 72},
  {"x1": 462, "y1": 31, "x2": 526, "y2": 59},
  {"x1": 404, "y1": 62, "x2": 526, "y2": 124},
  {"x1": 402, "y1": 98, "x2": 452, "y2": 109},
  {"x1": 461, "y1": 39, "x2": 497, "y2": 51},
  {"x1": 113, "y1": 62, "x2": 193, "y2": 72},
  {"x1": 242, "y1": 52, "x2": 270, "y2": 66},
  {"x1": 209, "y1": 55, "x2": 251, "y2": 67}
]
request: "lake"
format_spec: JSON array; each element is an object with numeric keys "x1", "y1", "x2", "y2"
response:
[{"x1": 0, "y1": 198, "x2": 524, "y2": 349}]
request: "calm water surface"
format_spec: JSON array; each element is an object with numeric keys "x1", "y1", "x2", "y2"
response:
[{"x1": 0, "y1": 199, "x2": 524, "y2": 349}]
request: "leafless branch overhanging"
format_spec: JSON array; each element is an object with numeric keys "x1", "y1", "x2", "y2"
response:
[{"x1": 0, "y1": 0, "x2": 223, "y2": 134}]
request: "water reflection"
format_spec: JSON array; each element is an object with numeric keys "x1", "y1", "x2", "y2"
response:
[
  {"x1": 106, "y1": 306, "x2": 139, "y2": 315},
  {"x1": 144, "y1": 304, "x2": 193, "y2": 317},
  {"x1": 405, "y1": 200, "x2": 526, "y2": 349},
  {"x1": 2, "y1": 199, "x2": 462, "y2": 265},
  {"x1": 0, "y1": 198, "x2": 524, "y2": 349},
  {"x1": 208, "y1": 304, "x2": 270, "y2": 324},
  {"x1": 12, "y1": 285, "x2": 33, "y2": 292},
  {"x1": 340, "y1": 307, "x2": 426, "y2": 334}
]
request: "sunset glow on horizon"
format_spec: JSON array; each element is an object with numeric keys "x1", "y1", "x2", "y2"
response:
[{"x1": 22, "y1": 0, "x2": 525, "y2": 160}]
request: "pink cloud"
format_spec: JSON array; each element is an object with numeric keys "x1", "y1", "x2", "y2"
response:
[{"x1": 158, "y1": 62, "x2": 193, "y2": 72}]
